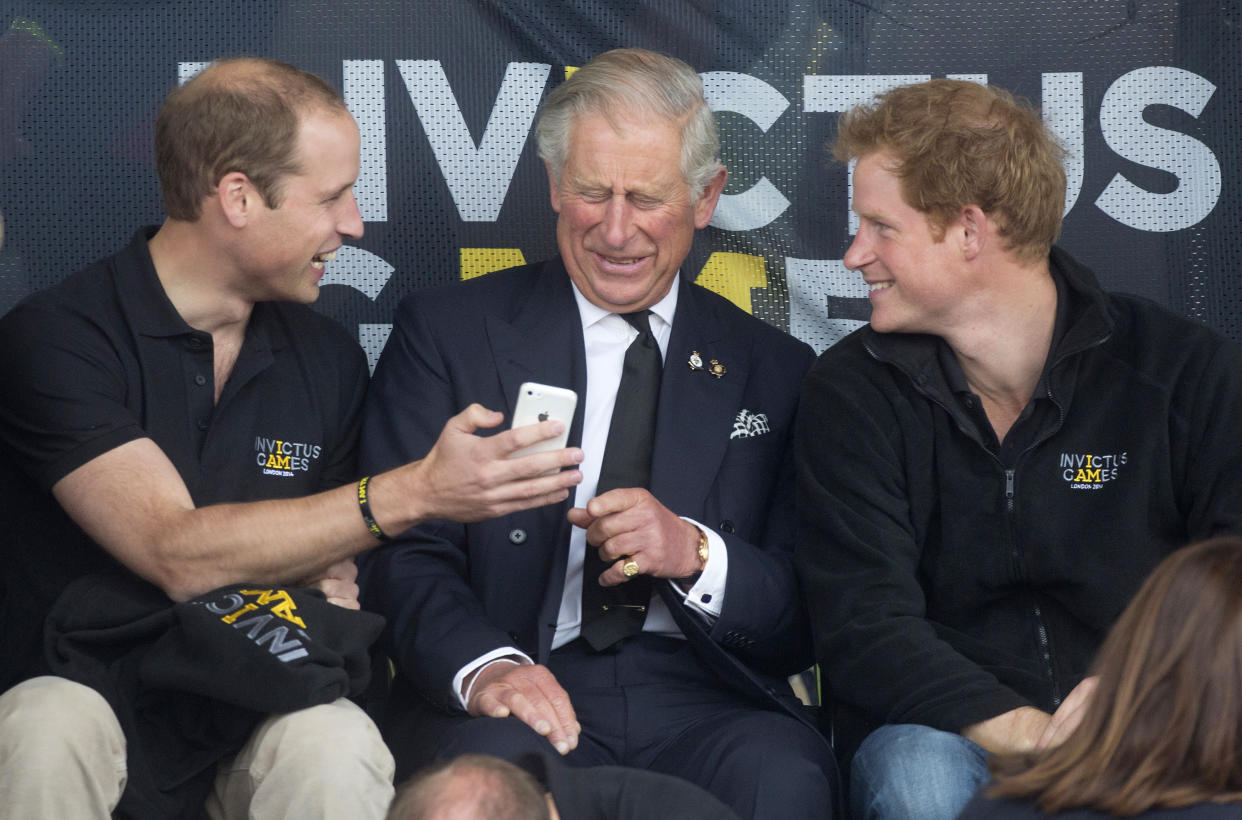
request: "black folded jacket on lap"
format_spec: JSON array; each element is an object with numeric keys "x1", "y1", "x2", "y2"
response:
[{"x1": 44, "y1": 571, "x2": 385, "y2": 820}]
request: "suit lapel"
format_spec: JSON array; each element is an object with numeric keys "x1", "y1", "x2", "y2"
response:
[
  {"x1": 482, "y1": 260, "x2": 587, "y2": 662},
  {"x1": 650, "y1": 279, "x2": 748, "y2": 516},
  {"x1": 484, "y1": 259, "x2": 587, "y2": 447}
]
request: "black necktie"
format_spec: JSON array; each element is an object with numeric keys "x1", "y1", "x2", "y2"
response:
[{"x1": 579, "y1": 310, "x2": 661, "y2": 651}]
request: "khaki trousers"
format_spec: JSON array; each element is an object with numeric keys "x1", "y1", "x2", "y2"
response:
[{"x1": 0, "y1": 676, "x2": 394, "y2": 819}]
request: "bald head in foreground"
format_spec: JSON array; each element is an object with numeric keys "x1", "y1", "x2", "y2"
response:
[{"x1": 387, "y1": 753, "x2": 742, "y2": 820}]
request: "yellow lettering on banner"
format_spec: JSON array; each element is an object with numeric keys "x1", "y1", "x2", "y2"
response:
[
  {"x1": 460, "y1": 248, "x2": 527, "y2": 281},
  {"x1": 695, "y1": 252, "x2": 768, "y2": 314},
  {"x1": 239, "y1": 589, "x2": 308, "y2": 628},
  {"x1": 221, "y1": 603, "x2": 259, "y2": 624}
]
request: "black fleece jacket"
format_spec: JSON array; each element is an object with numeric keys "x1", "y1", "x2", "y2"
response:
[{"x1": 796, "y1": 246, "x2": 1242, "y2": 734}]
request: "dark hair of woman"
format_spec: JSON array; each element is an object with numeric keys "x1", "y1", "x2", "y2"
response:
[{"x1": 986, "y1": 536, "x2": 1242, "y2": 814}]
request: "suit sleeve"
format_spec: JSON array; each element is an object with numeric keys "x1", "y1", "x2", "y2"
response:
[
  {"x1": 355, "y1": 293, "x2": 517, "y2": 713},
  {"x1": 691, "y1": 336, "x2": 817, "y2": 679},
  {"x1": 795, "y1": 352, "x2": 1028, "y2": 732}
]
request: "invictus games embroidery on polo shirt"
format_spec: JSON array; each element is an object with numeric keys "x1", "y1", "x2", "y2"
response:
[
  {"x1": 1060, "y1": 450, "x2": 1128, "y2": 490},
  {"x1": 254, "y1": 435, "x2": 324, "y2": 477}
]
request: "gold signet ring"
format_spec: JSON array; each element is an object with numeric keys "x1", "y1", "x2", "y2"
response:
[{"x1": 622, "y1": 559, "x2": 640, "y2": 577}]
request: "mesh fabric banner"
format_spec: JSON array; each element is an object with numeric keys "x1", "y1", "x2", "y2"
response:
[{"x1": 1, "y1": 1, "x2": 1238, "y2": 364}]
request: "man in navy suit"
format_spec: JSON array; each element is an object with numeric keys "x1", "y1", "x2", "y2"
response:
[{"x1": 358, "y1": 48, "x2": 836, "y2": 819}]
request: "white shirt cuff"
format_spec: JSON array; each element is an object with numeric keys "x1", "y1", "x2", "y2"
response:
[{"x1": 668, "y1": 516, "x2": 727, "y2": 618}]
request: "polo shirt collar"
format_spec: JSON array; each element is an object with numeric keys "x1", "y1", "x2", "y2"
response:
[{"x1": 119, "y1": 226, "x2": 285, "y2": 355}]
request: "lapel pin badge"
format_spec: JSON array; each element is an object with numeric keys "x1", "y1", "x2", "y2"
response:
[
  {"x1": 688, "y1": 350, "x2": 704, "y2": 371},
  {"x1": 709, "y1": 359, "x2": 726, "y2": 379}
]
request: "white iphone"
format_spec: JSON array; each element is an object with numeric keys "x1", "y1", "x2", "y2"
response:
[{"x1": 508, "y1": 382, "x2": 578, "y2": 460}]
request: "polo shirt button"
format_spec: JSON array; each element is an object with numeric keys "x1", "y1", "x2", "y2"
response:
[
  {"x1": 194, "y1": 373, "x2": 207, "y2": 386},
  {"x1": 719, "y1": 520, "x2": 735, "y2": 534},
  {"x1": 508, "y1": 528, "x2": 527, "y2": 545},
  {"x1": 186, "y1": 336, "x2": 203, "y2": 349},
  {"x1": 197, "y1": 418, "x2": 208, "y2": 431}
]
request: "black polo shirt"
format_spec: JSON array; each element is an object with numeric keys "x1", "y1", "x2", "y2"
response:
[{"x1": 0, "y1": 228, "x2": 369, "y2": 690}]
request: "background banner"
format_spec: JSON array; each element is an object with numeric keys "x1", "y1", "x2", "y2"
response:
[{"x1": 2, "y1": 1, "x2": 1239, "y2": 366}]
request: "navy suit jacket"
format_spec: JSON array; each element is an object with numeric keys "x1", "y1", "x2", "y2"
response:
[{"x1": 358, "y1": 258, "x2": 816, "y2": 724}]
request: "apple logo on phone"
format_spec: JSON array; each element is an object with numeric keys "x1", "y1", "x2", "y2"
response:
[{"x1": 538, "y1": 411, "x2": 549, "y2": 422}]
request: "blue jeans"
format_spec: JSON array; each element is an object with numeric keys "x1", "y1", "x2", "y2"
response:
[{"x1": 849, "y1": 724, "x2": 989, "y2": 820}]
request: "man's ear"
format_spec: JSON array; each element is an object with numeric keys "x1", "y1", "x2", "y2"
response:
[
  {"x1": 216, "y1": 171, "x2": 255, "y2": 229},
  {"x1": 693, "y1": 167, "x2": 728, "y2": 230},
  {"x1": 957, "y1": 204, "x2": 989, "y2": 261},
  {"x1": 545, "y1": 162, "x2": 562, "y2": 214}
]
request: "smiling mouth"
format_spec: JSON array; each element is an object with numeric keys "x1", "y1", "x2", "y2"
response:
[
  {"x1": 869, "y1": 282, "x2": 892, "y2": 292},
  {"x1": 593, "y1": 251, "x2": 648, "y2": 268},
  {"x1": 311, "y1": 250, "x2": 337, "y2": 270}
]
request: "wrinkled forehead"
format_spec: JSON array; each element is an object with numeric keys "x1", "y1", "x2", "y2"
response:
[{"x1": 563, "y1": 113, "x2": 686, "y2": 187}]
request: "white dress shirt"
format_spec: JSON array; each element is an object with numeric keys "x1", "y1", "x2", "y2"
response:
[{"x1": 453, "y1": 275, "x2": 730, "y2": 708}]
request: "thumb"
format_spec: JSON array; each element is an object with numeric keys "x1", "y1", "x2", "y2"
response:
[{"x1": 449, "y1": 403, "x2": 505, "y2": 434}]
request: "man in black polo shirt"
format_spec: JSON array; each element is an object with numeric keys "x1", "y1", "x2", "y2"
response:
[{"x1": 0, "y1": 57, "x2": 582, "y2": 819}]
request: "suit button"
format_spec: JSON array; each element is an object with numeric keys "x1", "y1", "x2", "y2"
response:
[
  {"x1": 719, "y1": 520, "x2": 735, "y2": 534},
  {"x1": 508, "y1": 528, "x2": 527, "y2": 545}
]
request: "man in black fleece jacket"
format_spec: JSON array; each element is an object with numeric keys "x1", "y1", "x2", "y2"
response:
[{"x1": 795, "y1": 78, "x2": 1242, "y2": 820}]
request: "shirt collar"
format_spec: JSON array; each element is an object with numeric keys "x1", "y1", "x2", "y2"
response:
[
  {"x1": 122, "y1": 226, "x2": 282, "y2": 354},
  {"x1": 939, "y1": 270, "x2": 1070, "y2": 399},
  {"x1": 121, "y1": 226, "x2": 198, "y2": 339},
  {"x1": 570, "y1": 273, "x2": 680, "y2": 336}
]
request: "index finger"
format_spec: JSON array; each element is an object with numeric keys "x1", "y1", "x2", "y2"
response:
[
  {"x1": 584, "y1": 486, "x2": 645, "y2": 517},
  {"x1": 447, "y1": 403, "x2": 506, "y2": 434},
  {"x1": 496, "y1": 418, "x2": 562, "y2": 450}
]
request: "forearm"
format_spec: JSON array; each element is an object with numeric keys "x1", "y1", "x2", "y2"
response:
[
  {"x1": 112, "y1": 453, "x2": 481, "y2": 599},
  {"x1": 50, "y1": 435, "x2": 446, "y2": 600},
  {"x1": 961, "y1": 706, "x2": 1051, "y2": 755},
  {"x1": 114, "y1": 479, "x2": 378, "y2": 600}
]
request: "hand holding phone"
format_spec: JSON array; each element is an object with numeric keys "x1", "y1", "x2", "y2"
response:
[{"x1": 508, "y1": 382, "x2": 577, "y2": 461}]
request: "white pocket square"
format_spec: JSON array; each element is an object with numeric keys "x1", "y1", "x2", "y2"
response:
[{"x1": 729, "y1": 409, "x2": 770, "y2": 439}]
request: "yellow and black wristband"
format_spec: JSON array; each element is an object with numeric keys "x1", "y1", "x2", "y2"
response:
[{"x1": 357, "y1": 475, "x2": 391, "y2": 542}]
